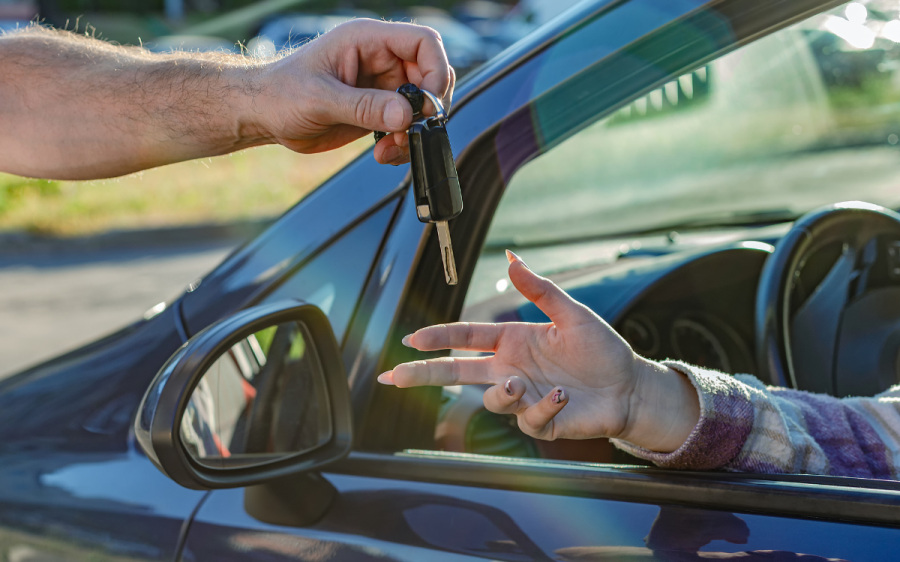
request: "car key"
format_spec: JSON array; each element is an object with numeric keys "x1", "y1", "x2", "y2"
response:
[{"x1": 374, "y1": 84, "x2": 463, "y2": 285}]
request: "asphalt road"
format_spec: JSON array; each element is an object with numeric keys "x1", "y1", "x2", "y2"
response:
[{"x1": 0, "y1": 243, "x2": 234, "y2": 378}]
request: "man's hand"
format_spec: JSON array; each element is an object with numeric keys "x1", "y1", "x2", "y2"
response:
[
  {"x1": 258, "y1": 19, "x2": 455, "y2": 165},
  {"x1": 0, "y1": 20, "x2": 453, "y2": 180},
  {"x1": 378, "y1": 251, "x2": 701, "y2": 453}
]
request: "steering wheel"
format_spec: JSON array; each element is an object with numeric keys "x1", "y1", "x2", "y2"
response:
[{"x1": 755, "y1": 201, "x2": 900, "y2": 396}]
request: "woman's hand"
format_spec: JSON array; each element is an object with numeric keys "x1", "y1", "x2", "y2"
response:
[
  {"x1": 256, "y1": 18, "x2": 455, "y2": 165},
  {"x1": 378, "y1": 251, "x2": 701, "y2": 453}
]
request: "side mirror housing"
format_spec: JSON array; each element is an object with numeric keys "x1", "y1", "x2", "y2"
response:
[{"x1": 134, "y1": 300, "x2": 352, "y2": 490}]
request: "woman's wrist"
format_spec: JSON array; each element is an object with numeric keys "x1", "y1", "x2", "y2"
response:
[{"x1": 619, "y1": 358, "x2": 701, "y2": 452}]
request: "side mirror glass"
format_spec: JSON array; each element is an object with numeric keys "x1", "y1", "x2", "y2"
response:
[
  {"x1": 135, "y1": 301, "x2": 352, "y2": 490},
  {"x1": 181, "y1": 321, "x2": 332, "y2": 469}
]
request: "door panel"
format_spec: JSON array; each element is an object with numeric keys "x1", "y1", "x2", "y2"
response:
[{"x1": 181, "y1": 471, "x2": 898, "y2": 561}]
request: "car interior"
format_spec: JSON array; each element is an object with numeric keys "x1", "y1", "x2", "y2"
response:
[{"x1": 428, "y1": 2, "x2": 900, "y2": 465}]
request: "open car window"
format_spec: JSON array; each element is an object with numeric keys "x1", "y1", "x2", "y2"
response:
[
  {"x1": 467, "y1": 0, "x2": 900, "y2": 307},
  {"x1": 427, "y1": 0, "x2": 900, "y2": 468}
]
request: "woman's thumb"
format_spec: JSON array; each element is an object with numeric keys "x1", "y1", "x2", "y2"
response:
[{"x1": 333, "y1": 84, "x2": 413, "y2": 132}]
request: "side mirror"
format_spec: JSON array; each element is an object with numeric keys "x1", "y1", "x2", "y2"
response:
[{"x1": 134, "y1": 300, "x2": 352, "y2": 490}]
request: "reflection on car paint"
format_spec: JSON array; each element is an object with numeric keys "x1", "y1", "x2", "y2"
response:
[
  {"x1": 181, "y1": 474, "x2": 898, "y2": 562},
  {"x1": 0, "y1": 449, "x2": 205, "y2": 561},
  {"x1": 0, "y1": 306, "x2": 204, "y2": 562}
]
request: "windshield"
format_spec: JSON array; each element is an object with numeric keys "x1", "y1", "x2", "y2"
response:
[{"x1": 486, "y1": 0, "x2": 900, "y2": 248}]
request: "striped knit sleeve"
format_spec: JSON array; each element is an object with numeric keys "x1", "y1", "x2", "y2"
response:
[{"x1": 610, "y1": 361, "x2": 900, "y2": 479}]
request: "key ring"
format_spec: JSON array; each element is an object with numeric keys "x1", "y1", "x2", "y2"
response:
[
  {"x1": 418, "y1": 89, "x2": 448, "y2": 123},
  {"x1": 374, "y1": 84, "x2": 447, "y2": 142}
]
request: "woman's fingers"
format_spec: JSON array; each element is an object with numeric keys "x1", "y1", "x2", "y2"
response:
[
  {"x1": 483, "y1": 376, "x2": 527, "y2": 414},
  {"x1": 505, "y1": 250, "x2": 597, "y2": 329},
  {"x1": 519, "y1": 386, "x2": 568, "y2": 439},
  {"x1": 404, "y1": 322, "x2": 504, "y2": 352},
  {"x1": 380, "y1": 356, "x2": 496, "y2": 387},
  {"x1": 483, "y1": 377, "x2": 572, "y2": 440}
]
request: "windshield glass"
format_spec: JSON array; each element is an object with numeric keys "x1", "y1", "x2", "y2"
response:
[{"x1": 486, "y1": 0, "x2": 900, "y2": 248}]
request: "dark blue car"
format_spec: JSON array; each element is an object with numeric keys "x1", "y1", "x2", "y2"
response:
[{"x1": 3, "y1": 0, "x2": 900, "y2": 559}]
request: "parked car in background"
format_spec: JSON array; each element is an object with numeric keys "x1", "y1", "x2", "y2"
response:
[
  {"x1": 248, "y1": 10, "x2": 377, "y2": 56},
  {"x1": 0, "y1": 0, "x2": 899, "y2": 560},
  {"x1": 252, "y1": 8, "x2": 490, "y2": 76},
  {"x1": 454, "y1": 0, "x2": 532, "y2": 57},
  {"x1": 144, "y1": 34, "x2": 237, "y2": 53},
  {"x1": 0, "y1": 0, "x2": 36, "y2": 32},
  {"x1": 390, "y1": 7, "x2": 490, "y2": 76}
]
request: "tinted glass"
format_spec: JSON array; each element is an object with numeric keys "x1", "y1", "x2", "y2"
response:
[{"x1": 261, "y1": 203, "x2": 395, "y2": 343}]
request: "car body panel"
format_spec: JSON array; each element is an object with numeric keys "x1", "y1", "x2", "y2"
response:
[
  {"x1": 183, "y1": 470, "x2": 900, "y2": 561},
  {"x1": 0, "y1": 306, "x2": 207, "y2": 560}
]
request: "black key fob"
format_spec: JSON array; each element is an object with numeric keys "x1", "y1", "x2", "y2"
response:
[
  {"x1": 373, "y1": 84, "x2": 463, "y2": 223},
  {"x1": 409, "y1": 118, "x2": 462, "y2": 223},
  {"x1": 382, "y1": 83, "x2": 463, "y2": 285}
]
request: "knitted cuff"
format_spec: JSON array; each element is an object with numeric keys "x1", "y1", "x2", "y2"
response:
[{"x1": 610, "y1": 361, "x2": 756, "y2": 470}]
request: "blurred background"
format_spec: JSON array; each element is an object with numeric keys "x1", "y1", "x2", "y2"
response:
[{"x1": 0, "y1": 0, "x2": 572, "y2": 377}]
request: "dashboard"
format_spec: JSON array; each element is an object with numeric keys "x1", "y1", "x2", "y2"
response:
[
  {"x1": 613, "y1": 247, "x2": 768, "y2": 375},
  {"x1": 513, "y1": 243, "x2": 771, "y2": 376}
]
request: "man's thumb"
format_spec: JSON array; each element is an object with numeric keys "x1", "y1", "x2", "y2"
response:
[{"x1": 335, "y1": 84, "x2": 412, "y2": 132}]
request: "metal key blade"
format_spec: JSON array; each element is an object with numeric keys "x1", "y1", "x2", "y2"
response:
[{"x1": 435, "y1": 221, "x2": 458, "y2": 285}]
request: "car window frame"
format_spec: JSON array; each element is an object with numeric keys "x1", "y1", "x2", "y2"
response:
[
  {"x1": 327, "y1": 451, "x2": 900, "y2": 526},
  {"x1": 334, "y1": 0, "x2": 900, "y2": 522},
  {"x1": 360, "y1": 0, "x2": 845, "y2": 447}
]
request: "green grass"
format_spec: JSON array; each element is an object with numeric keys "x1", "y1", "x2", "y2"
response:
[{"x1": 0, "y1": 140, "x2": 369, "y2": 237}]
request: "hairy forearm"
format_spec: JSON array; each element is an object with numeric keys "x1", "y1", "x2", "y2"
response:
[{"x1": 0, "y1": 27, "x2": 272, "y2": 180}]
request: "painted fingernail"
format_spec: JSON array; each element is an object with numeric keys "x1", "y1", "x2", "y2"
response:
[
  {"x1": 384, "y1": 99, "x2": 404, "y2": 130},
  {"x1": 377, "y1": 372, "x2": 395, "y2": 385},
  {"x1": 551, "y1": 388, "x2": 566, "y2": 404},
  {"x1": 505, "y1": 249, "x2": 529, "y2": 269},
  {"x1": 505, "y1": 379, "x2": 514, "y2": 396},
  {"x1": 401, "y1": 334, "x2": 413, "y2": 347}
]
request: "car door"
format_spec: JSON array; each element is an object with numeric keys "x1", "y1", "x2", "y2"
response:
[{"x1": 179, "y1": 0, "x2": 900, "y2": 560}]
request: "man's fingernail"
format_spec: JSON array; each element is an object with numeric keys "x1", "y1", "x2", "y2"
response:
[
  {"x1": 401, "y1": 334, "x2": 413, "y2": 347},
  {"x1": 551, "y1": 388, "x2": 566, "y2": 404},
  {"x1": 384, "y1": 99, "x2": 404, "y2": 131},
  {"x1": 377, "y1": 372, "x2": 395, "y2": 385},
  {"x1": 382, "y1": 146, "x2": 402, "y2": 163},
  {"x1": 390, "y1": 148, "x2": 410, "y2": 165},
  {"x1": 505, "y1": 249, "x2": 529, "y2": 269},
  {"x1": 505, "y1": 379, "x2": 514, "y2": 396}
]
